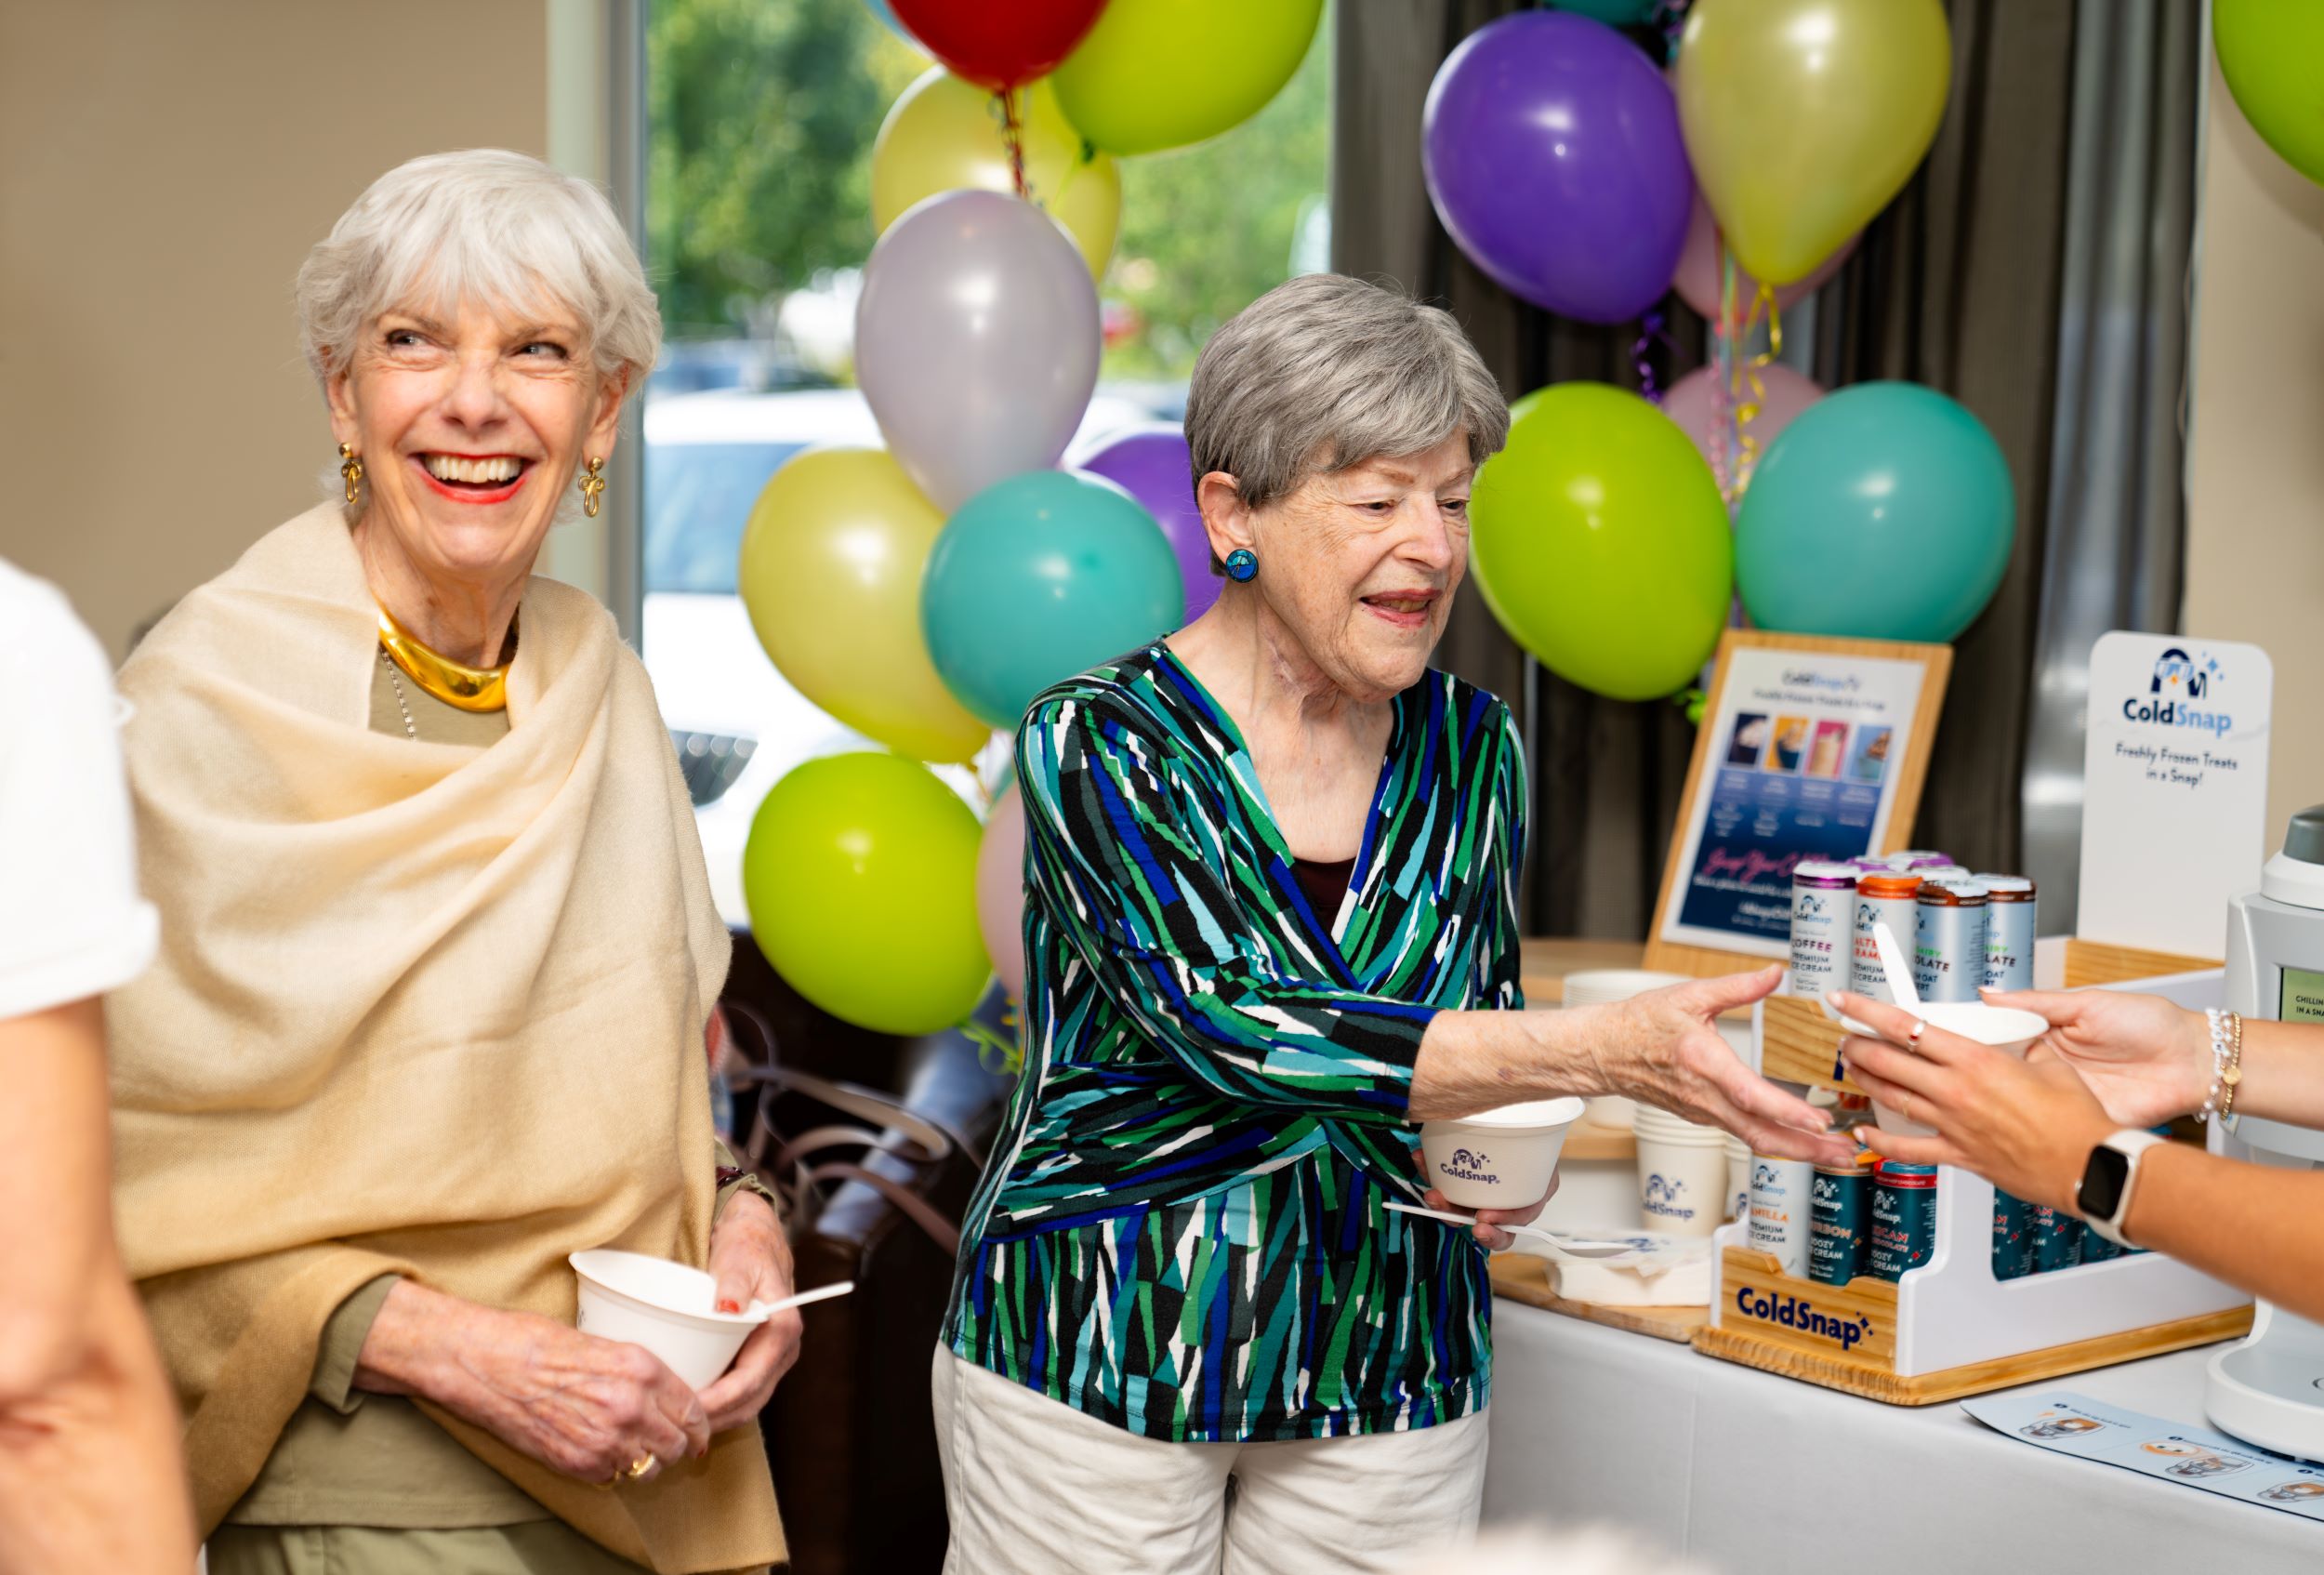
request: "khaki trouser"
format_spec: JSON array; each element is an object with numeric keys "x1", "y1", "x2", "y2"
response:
[
  {"x1": 205, "y1": 1522, "x2": 698, "y2": 1575},
  {"x1": 932, "y1": 1348, "x2": 1490, "y2": 1575}
]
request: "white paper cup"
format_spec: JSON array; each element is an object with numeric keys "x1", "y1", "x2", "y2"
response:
[
  {"x1": 1632, "y1": 1107, "x2": 1730, "y2": 1237},
  {"x1": 1853, "y1": 1002, "x2": 2048, "y2": 1138},
  {"x1": 570, "y1": 1249, "x2": 764, "y2": 1389},
  {"x1": 1420, "y1": 1097, "x2": 1587, "y2": 1209},
  {"x1": 1563, "y1": 970, "x2": 1690, "y2": 1131}
]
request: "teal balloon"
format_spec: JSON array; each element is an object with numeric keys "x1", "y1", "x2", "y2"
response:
[
  {"x1": 922, "y1": 470, "x2": 1186, "y2": 729},
  {"x1": 1735, "y1": 382, "x2": 2014, "y2": 642},
  {"x1": 1547, "y1": 0, "x2": 1664, "y2": 23}
]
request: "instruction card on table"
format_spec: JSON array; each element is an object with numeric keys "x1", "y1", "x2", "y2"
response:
[
  {"x1": 1660, "y1": 644, "x2": 1931, "y2": 958},
  {"x1": 2080, "y1": 632, "x2": 2273, "y2": 961},
  {"x1": 1963, "y1": 1391, "x2": 2324, "y2": 1521}
]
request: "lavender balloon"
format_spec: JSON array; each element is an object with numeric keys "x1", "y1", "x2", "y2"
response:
[
  {"x1": 1075, "y1": 426, "x2": 1218, "y2": 622},
  {"x1": 1422, "y1": 12, "x2": 1692, "y2": 324},
  {"x1": 856, "y1": 191, "x2": 1101, "y2": 510}
]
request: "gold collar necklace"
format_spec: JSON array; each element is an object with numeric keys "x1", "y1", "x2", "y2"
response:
[{"x1": 376, "y1": 603, "x2": 514, "y2": 713}]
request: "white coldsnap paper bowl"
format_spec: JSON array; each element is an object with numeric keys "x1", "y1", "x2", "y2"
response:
[
  {"x1": 570, "y1": 1249, "x2": 764, "y2": 1389},
  {"x1": 1861, "y1": 1002, "x2": 2049, "y2": 1138},
  {"x1": 1420, "y1": 1097, "x2": 1588, "y2": 1209}
]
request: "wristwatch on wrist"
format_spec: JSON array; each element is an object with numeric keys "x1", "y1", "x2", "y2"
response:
[{"x1": 2076, "y1": 1130, "x2": 2168, "y2": 1248}]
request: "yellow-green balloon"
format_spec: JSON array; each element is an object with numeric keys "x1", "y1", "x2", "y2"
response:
[
  {"x1": 1052, "y1": 0, "x2": 1323, "y2": 156},
  {"x1": 739, "y1": 446, "x2": 989, "y2": 763},
  {"x1": 2215, "y1": 0, "x2": 2324, "y2": 188},
  {"x1": 872, "y1": 69, "x2": 1121, "y2": 278},
  {"x1": 1676, "y1": 0, "x2": 1950, "y2": 285},
  {"x1": 1469, "y1": 383, "x2": 1733, "y2": 702},
  {"x1": 743, "y1": 752, "x2": 990, "y2": 1037}
]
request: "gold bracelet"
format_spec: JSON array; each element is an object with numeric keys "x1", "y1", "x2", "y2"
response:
[{"x1": 2220, "y1": 1011, "x2": 2246, "y2": 1121}]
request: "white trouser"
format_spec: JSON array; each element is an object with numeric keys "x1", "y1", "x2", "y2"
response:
[{"x1": 931, "y1": 1349, "x2": 1489, "y2": 1575}]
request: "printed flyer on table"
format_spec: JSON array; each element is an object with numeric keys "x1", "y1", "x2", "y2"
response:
[
  {"x1": 1661, "y1": 645, "x2": 1928, "y2": 957},
  {"x1": 1963, "y1": 1391, "x2": 2324, "y2": 1521}
]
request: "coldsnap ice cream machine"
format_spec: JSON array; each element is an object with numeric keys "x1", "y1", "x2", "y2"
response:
[{"x1": 2210, "y1": 804, "x2": 2324, "y2": 1464}]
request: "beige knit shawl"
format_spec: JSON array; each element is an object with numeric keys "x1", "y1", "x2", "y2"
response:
[{"x1": 109, "y1": 505, "x2": 785, "y2": 1573}]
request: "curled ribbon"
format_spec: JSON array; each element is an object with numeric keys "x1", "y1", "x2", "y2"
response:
[{"x1": 1731, "y1": 282, "x2": 1781, "y2": 494}]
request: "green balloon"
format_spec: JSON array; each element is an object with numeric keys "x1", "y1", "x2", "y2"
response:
[
  {"x1": 742, "y1": 752, "x2": 989, "y2": 1036},
  {"x1": 1469, "y1": 382, "x2": 1733, "y2": 701},
  {"x1": 2215, "y1": 0, "x2": 2324, "y2": 187},
  {"x1": 1052, "y1": 0, "x2": 1324, "y2": 156}
]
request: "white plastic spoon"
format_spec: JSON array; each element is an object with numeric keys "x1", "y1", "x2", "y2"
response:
[
  {"x1": 1384, "y1": 1201, "x2": 1656, "y2": 1268},
  {"x1": 1820, "y1": 918, "x2": 1922, "y2": 1036},
  {"x1": 743, "y1": 1279, "x2": 856, "y2": 1321},
  {"x1": 1872, "y1": 919, "x2": 1923, "y2": 1017}
]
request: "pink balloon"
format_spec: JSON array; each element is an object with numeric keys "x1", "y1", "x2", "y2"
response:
[
  {"x1": 1660, "y1": 364, "x2": 1826, "y2": 473},
  {"x1": 975, "y1": 785, "x2": 1028, "y2": 1001},
  {"x1": 1672, "y1": 190, "x2": 1858, "y2": 322}
]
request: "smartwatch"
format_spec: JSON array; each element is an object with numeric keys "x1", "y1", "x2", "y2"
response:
[{"x1": 2076, "y1": 1130, "x2": 2168, "y2": 1248}]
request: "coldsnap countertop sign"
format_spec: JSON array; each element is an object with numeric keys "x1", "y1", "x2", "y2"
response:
[{"x1": 2080, "y1": 632, "x2": 2274, "y2": 961}]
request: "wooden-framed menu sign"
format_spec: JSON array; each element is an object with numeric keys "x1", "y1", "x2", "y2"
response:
[{"x1": 1644, "y1": 629, "x2": 1952, "y2": 979}]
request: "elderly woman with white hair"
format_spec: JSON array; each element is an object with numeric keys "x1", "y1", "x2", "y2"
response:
[
  {"x1": 106, "y1": 151, "x2": 789, "y2": 1575},
  {"x1": 935, "y1": 274, "x2": 1852, "y2": 1575}
]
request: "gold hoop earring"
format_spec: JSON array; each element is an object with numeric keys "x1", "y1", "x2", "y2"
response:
[
  {"x1": 579, "y1": 457, "x2": 606, "y2": 519},
  {"x1": 338, "y1": 442, "x2": 363, "y2": 506}
]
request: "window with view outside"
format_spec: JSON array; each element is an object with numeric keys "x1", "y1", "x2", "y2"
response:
[{"x1": 640, "y1": 0, "x2": 1332, "y2": 924}]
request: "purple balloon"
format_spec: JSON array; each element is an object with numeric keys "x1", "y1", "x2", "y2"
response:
[
  {"x1": 1075, "y1": 426, "x2": 1220, "y2": 622},
  {"x1": 1422, "y1": 12, "x2": 1693, "y2": 324}
]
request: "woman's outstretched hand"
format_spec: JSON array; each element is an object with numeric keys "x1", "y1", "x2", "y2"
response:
[
  {"x1": 1830, "y1": 989, "x2": 2115, "y2": 1210},
  {"x1": 1588, "y1": 966, "x2": 1855, "y2": 1165},
  {"x1": 1977, "y1": 986, "x2": 2210, "y2": 1128}
]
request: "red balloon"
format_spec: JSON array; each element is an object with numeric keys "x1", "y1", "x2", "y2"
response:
[{"x1": 889, "y1": 0, "x2": 1109, "y2": 90}]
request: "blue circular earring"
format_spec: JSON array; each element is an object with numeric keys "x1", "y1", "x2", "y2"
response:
[{"x1": 1224, "y1": 549, "x2": 1260, "y2": 582}]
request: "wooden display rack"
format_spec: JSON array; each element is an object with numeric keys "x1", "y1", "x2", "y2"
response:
[{"x1": 1695, "y1": 937, "x2": 2251, "y2": 1404}]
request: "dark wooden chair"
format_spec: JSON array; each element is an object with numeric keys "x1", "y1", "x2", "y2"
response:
[{"x1": 720, "y1": 937, "x2": 1016, "y2": 1575}]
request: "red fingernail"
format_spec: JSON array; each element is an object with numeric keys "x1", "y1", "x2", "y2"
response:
[{"x1": 717, "y1": 1300, "x2": 740, "y2": 1314}]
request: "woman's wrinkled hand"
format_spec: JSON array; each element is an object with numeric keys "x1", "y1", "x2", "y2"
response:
[
  {"x1": 1585, "y1": 966, "x2": 1854, "y2": 1166},
  {"x1": 357, "y1": 1280, "x2": 709, "y2": 1485},
  {"x1": 697, "y1": 1192, "x2": 802, "y2": 1434},
  {"x1": 1978, "y1": 986, "x2": 2211, "y2": 1128},
  {"x1": 1829, "y1": 989, "x2": 2116, "y2": 1211}
]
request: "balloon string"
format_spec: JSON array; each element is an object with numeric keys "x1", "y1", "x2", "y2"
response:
[
  {"x1": 1733, "y1": 284, "x2": 1780, "y2": 494},
  {"x1": 997, "y1": 87, "x2": 1029, "y2": 199}
]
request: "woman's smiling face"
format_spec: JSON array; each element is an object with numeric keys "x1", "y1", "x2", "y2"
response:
[
  {"x1": 1225, "y1": 431, "x2": 1474, "y2": 703},
  {"x1": 326, "y1": 296, "x2": 622, "y2": 593}
]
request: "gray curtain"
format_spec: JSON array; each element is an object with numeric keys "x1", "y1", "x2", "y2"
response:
[
  {"x1": 2017, "y1": 0, "x2": 2200, "y2": 933},
  {"x1": 1804, "y1": 0, "x2": 2080, "y2": 878},
  {"x1": 1333, "y1": 0, "x2": 1700, "y2": 939}
]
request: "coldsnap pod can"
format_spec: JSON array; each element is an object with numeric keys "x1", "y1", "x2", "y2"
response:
[
  {"x1": 1789, "y1": 861, "x2": 1857, "y2": 998},
  {"x1": 1974, "y1": 874, "x2": 2038, "y2": 994},
  {"x1": 1912, "y1": 880, "x2": 1990, "y2": 1003}
]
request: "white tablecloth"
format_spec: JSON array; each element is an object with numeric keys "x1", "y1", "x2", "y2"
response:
[{"x1": 1482, "y1": 1303, "x2": 2322, "y2": 1573}]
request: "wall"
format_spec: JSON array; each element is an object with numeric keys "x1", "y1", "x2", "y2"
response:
[
  {"x1": 2184, "y1": 50, "x2": 2324, "y2": 844},
  {"x1": 0, "y1": 1, "x2": 548, "y2": 658}
]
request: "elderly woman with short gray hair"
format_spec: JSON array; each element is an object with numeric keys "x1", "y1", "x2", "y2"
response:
[
  {"x1": 935, "y1": 274, "x2": 1850, "y2": 1574},
  {"x1": 107, "y1": 150, "x2": 788, "y2": 1575}
]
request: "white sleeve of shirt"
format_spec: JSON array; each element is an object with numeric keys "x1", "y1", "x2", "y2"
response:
[{"x1": 0, "y1": 562, "x2": 160, "y2": 1021}]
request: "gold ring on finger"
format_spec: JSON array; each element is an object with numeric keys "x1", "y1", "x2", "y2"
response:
[{"x1": 626, "y1": 1454, "x2": 657, "y2": 1481}]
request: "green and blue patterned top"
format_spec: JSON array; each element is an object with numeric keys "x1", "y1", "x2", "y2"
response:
[{"x1": 943, "y1": 643, "x2": 1528, "y2": 1443}]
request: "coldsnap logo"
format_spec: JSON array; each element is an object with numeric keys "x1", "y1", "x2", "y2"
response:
[
  {"x1": 1439, "y1": 1147, "x2": 1496, "y2": 1185},
  {"x1": 1732, "y1": 1286, "x2": 1875, "y2": 1352},
  {"x1": 2121, "y1": 647, "x2": 2232, "y2": 737}
]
